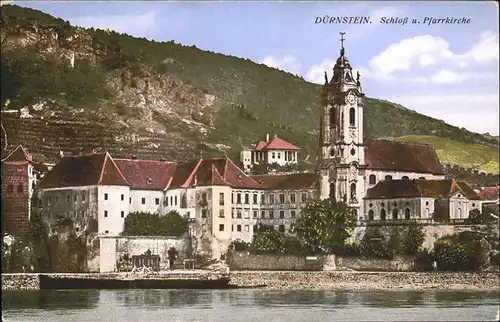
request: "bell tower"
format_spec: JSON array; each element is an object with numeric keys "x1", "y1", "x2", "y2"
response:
[{"x1": 318, "y1": 32, "x2": 366, "y2": 219}]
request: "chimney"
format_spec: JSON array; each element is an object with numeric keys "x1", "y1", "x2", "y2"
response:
[{"x1": 266, "y1": 134, "x2": 269, "y2": 142}]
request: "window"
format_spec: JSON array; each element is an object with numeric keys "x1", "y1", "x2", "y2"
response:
[
  {"x1": 261, "y1": 194, "x2": 265, "y2": 204},
  {"x1": 244, "y1": 193, "x2": 249, "y2": 204},
  {"x1": 231, "y1": 193, "x2": 234, "y2": 203},
  {"x1": 385, "y1": 175, "x2": 393, "y2": 181},
  {"x1": 104, "y1": 211, "x2": 108, "y2": 218},
  {"x1": 380, "y1": 209, "x2": 386, "y2": 220},
  {"x1": 237, "y1": 210, "x2": 242, "y2": 218},
  {"x1": 418, "y1": 177, "x2": 426, "y2": 180},
  {"x1": 269, "y1": 211, "x2": 274, "y2": 219},
  {"x1": 105, "y1": 230, "x2": 109, "y2": 234},
  {"x1": 301, "y1": 193, "x2": 307, "y2": 202},
  {"x1": 369, "y1": 175, "x2": 376, "y2": 185},
  {"x1": 219, "y1": 224, "x2": 224, "y2": 232},
  {"x1": 174, "y1": 196, "x2": 177, "y2": 205},
  {"x1": 245, "y1": 225, "x2": 250, "y2": 232},
  {"x1": 232, "y1": 225, "x2": 234, "y2": 231},
  {"x1": 330, "y1": 108, "x2": 336, "y2": 127},
  {"x1": 405, "y1": 208, "x2": 411, "y2": 220},
  {"x1": 231, "y1": 209, "x2": 235, "y2": 218},
  {"x1": 121, "y1": 211, "x2": 125, "y2": 218},
  {"x1": 278, "y1": 225, "x2": 285, "y2": 233},
  {"x1": 237, "y1": 225, "x2": 242, "y2": 232},
  {"x1": 219, "y1": 193, "x2": 224, "y2": 206},
  {"x1": 425, "y1": 201, "x2": 429, "y2": 206},
  {"x1": 350, "y1": 149, "x2": 356, "y2": 156},
  {"x1": 330, "y1": 183, "x2": 335, "y2": 200},
  {"x1": 368, "y1": 209, "x2": 374, "y2": 220},
  {"x1": 67, "y1": 195, "x2": 70, "y2": 203},
  {"x1": 82, "y1": 193, "x2": 86, "y2": 202},
  {"x1": 104, "y1": 193, "x2": 108, "y2": 200},
  {"x1": 270, "y1": 194, "x2": 275, "y2": 204},
  {"x1": 141, "y1": 198, "x2": 146, "y2": 205},
  {"x1": 290, "y1": 210, "x2": 296, "y2": 218},
  {"x1": 155, "y1": 198, "x2": 160, "y2": 205},
  {"x1": 369, "y1": 203, "x2": 373, "y2": 208},
  {"x1": 272, "y1": 152, "x2": 275, "y2": 158},
  {"x1": 129, "y1": 197, "x2": 132, "y2": 204},
  {"x1": 392, "y1": 209, "x2": 398, "y2": 220},
  {"x1": 244, "y1": 210, "x2": 250, "y2": 219},
  {"x1": 121, "y1": 194, "x2": 124, "y2": 201},
  {"x1": 202, "y1": 193, "x2": 207, "y2": 202},
  {"x1": 402, "y1": 176, "x2": 409, "y2": 180},
  {"x1": 253, "y1": 210, "x2": 258, "y2": 218},
  {"x1": 261, "y1": 211, "x2": 266, "y2": 218},
  {"x1": 237, "y1": 193, "x2": 242, "y2": 204},
  {"x1": 16, "y1": 184, "x2": 23, "y2": 193},
  {"x1": 349, "y1": 107, "x2": 355, "y2": 126},
  {"x1": 74, "y1": 195, "x2": 77, "y2": 202},
  {"x1": 280, "y1": 210, "x2": 285, "y2": 219},
  {"x1": 202, "y1": 209, "x2": 207, "y2": 218},
  {"x1": 290, "y1": 193, "x2": 296, "y2": 203},
  {"x1": 279, "y1": 194, "x2": 285, "y2": 203},
  {"x1": 165, "y1": 198, "x2": 168, "y2": 206},
  {"x1": 253, "y1": 194, "x2": 258, "y2": 204},
  {"x1": 278, "y1": 153, "x2": 281, "y2": 159},
  {"x1": 219, "y1": 209, "x2": 225, "y2": 218}
]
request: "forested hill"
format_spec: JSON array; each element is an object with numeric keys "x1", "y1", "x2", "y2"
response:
[{"x1": 1, "y1": 4, "x2": 498, "y2": 173}]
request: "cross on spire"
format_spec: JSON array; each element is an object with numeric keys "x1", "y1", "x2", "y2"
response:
[{"x1": 339, "y1": 32, "x2": 346, "y2": 56}]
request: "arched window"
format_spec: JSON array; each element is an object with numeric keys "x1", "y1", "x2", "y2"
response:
[
  {"x1": 7, "y1": 184, "x2": 14, "y2": 193},
  {"x1": 457, "y1": 208, "x2": 462, "y2": 219},
  {"x1": 368, "y1": 209, "x2": 374, "y2": 220},
  {"x1": 425, "y1": 208, "x2": 430, "y2": 218},
  {"x1": 405, "y1": 208, "x2": 411, "y2": 220},
  {"x1": 350, "y1": 183, "x2": 356, "y2": 200},
  {"x1": 330, "y1": 108, "x2": 336, "y2": 128},
  {"x1": 380, "y1": 209, "x2": 386, "y2": 220},
  {"x1": 385, "y1": 175, "x2": 393, "y2": 181},
  {"x1": 17, "y1": 184, "x2": 23, "y2": 193},
  {"x1": 329, "y1": 183, "x2": 336, "y2": 200},
  {"x1": 369, "y1": 175, "x2": 376, "y2": 185},
  {"x1": 349, "y1": 107, "x2": 355, "y2": 126},
  {"x1": 392, "y1": 209, "x2": 398, "y2": 220},
  {"x1": 418, "y1": 177, "x2": 426, "y2": 180}
]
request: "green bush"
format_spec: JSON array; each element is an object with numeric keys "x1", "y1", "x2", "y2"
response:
[
  {"x1": 122, "y1": 211, "x2": 188, "y2": 237},
  {"x1": 432, "y1": 232, "x2": 488, "y2": 271},
  {"x1": 360, "y1": 228, "x2": 392, "y2": 259},
  {"x1": 402, "y1": 224, "x2": 425, "y2": 255}
]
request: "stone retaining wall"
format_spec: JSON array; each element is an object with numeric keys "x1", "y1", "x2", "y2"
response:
[
  {"x1": 229, "y1": 271, "x2": 500, "y2": 291},
  {"x1": 2, "y1": 274, "x2": 41, "y2": 290}
]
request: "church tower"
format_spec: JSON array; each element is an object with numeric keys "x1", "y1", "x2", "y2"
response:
[{"x1": 318, "y1": 32, "x2": 366, "y2": 219}]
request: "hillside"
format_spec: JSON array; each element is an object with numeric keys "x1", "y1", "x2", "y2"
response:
[
  {"x1": 1, "y1": 4, "x2": 498, "y2": 175},
  {"x1": 393, "y1": 135, "x2": 499, "y2": 173}
]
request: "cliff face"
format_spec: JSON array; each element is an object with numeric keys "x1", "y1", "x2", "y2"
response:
[{"x1": 1, "y1": 15, "x2": 220, "y2": 162}]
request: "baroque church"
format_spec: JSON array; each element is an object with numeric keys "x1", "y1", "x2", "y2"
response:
[{"x1": 317, "y1": 33, "x2": 465, "y2": 223}]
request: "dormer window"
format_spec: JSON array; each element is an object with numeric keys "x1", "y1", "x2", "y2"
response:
[
  {"x1": 147, "y1": 178, "x2": 152, "y2": 184},
  {"x1": 237, "y1": 174, "x2": 242, "y2": 181}
]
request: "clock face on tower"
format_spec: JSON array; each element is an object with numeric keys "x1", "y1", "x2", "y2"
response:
[{"x1": 347, "y1": 92, "x2": 356, "y2": 105}]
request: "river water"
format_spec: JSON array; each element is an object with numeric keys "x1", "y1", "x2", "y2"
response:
[{"x1": 2, "y1": 289, "x2": 499, "y2": 321}]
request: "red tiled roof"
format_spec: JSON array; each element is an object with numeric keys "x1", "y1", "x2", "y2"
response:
[
  {"x1": 113, "y1": 159, "x2": 177, "y2": 190},
  {"x1": 254, "y1": 136, "x2": 299, "y2": 151},
  {"x1": 365, "y1": 179, "x2": 481, "y2": 200},
  {"x1": 1, "y1": 145, "x2": 32, "y2": 163},
  {"x1": 365, "y1": 139, "x2": 444, "y2": 174},
  {"x1": 37, "y1": 152, "x2": 129, "y2": 189},
  {"x1": 478, "y1": 186, "x2": 500, "y2": 201},
  {"x1": 251, "y1": 173, "x2": 319, "y2": 190}
]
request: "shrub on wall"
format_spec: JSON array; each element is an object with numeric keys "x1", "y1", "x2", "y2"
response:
[
  {"x1": 359, "y1": 227, "x2": 392, "y2": 259},
  {"x1": 402, "y1": 223, "x2": 425, "y2": 255},
  {"x1": 122, "y1": 211, "x2": 188, "y2": 237},
  {"x1": 432, "y1": 232, "x2": 489, "y2": 271},
  {"x1": 250, "y1": 225, "x2": 307, "y2": 254}
]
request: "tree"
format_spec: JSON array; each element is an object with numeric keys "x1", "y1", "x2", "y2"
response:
[
  {"x1": 122, "y1": 211, "x2": 188, "y2": 237},
  {"x1": 467, "y1": 209, "x2": 483, "y2": 225},
  {"x1": 251, "y1": 226, "x2": 286, "y2": 254},
  {"x1": 294, "y1": 199, "x2": 356, "y2": 253}
]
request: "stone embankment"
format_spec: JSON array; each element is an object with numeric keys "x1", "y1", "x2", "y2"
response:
[
  {"x1": 2, "y1": 273, "x2": 41, "y2": 290},
  {"x1": 229, "y1": 271, "x2": 500, "y2": 291}
]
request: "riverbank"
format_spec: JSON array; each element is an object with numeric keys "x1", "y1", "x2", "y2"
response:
[{"x1": 229, "y1": 271, "x2": 500, "y2": 291}]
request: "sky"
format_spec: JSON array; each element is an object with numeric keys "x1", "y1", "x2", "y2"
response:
[{"x1": 12, "y1": 0, "x2": 500, "y2": 135}]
